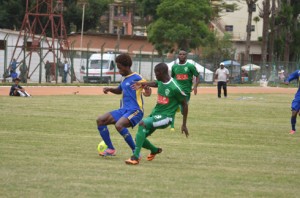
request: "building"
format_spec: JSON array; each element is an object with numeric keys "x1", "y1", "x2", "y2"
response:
[{"x1": 211, "y1": 0, "x2": 264, "y2": 63}]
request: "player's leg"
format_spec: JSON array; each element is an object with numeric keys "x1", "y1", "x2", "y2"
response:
[
  {"x1": 115, "y1": 109, "x2": 143, "y2": 153},
  {"x1": 217, "y1": 81, "x2": 221, "y2": 98},
  {"x1": 96, "y1": 112, "x2": 116, "y2": 155},
  {"x1": 115, "y1": 117, "x2": 136, "y2": 152},
  {"x1": 170, "y1": 95, "x2": 189, "y2": 131},
  {"x1": 223, "y1": 82, "x2": 227, "y2": 97},
  {"x1": 125, "y1": 115, "x2": 171, "y2": 165},
  {"x1": 17, "y1": 90, "x2": 26, "y2": 97},
  {"x1": 125, "y1": 117, "x2": 155, "y2": 165},
  {"x1": 290, "y1": 99, "x2": 300, "y2": 134}
]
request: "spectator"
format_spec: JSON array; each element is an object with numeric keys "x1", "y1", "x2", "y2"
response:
[
  {"x1": 19, "y1": 61, "x2": 28, "y2": 83},
  {"x1": 215, "y1": 63, "x2": 229, "y2": 98},
  {"x1": 58, "y1": 58, "x2": 64, "y2": 77},
  {"x1": 9, "y1": 78, "x2": 30, "y2": 97},
  {"x1": 63, "y1": 60, "x2": 70, "y2": 83},
  {"x1": 45, "y1": 60, "x2": 51, "y2": 82},
  {"x1": 9, "y1": 58, "x2": 18, "y2": 80},
  {"x1": 241, "y1": 69, "x2": 249, "y2": 83}
]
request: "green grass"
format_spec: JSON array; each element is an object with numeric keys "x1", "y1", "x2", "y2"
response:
[{"x1": 1, "y1": 93, "x2": 300, "y2": 197}]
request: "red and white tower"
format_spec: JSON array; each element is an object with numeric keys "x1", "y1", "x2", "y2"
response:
[{"x1": 8, "y1": 0, "x2": 70, "y2": 83}]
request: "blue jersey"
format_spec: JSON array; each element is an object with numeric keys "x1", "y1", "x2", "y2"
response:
[
  {"x1": 118, "y1": 72, "x2": 145, "y2": 111},
  {"x1": 287, "y1": 70, "x2": 300, "y2": 99}
]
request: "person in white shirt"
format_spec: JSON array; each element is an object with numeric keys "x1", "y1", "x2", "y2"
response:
[
  {"x1": 215, "y1": 63, "x2": 229, "y2": 98},
  {"x1": 63, "y1": 60, "x2": 69, "y2": 83}
]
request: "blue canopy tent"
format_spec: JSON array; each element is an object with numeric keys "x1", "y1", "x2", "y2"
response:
[{"x1": 220, "y1": 60, "x2": 241, "y2": 67}]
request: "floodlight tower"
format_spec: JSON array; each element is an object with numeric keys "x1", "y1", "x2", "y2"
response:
[{"x1": 8, "y1": 0, "x2": 70, "y2": 83}]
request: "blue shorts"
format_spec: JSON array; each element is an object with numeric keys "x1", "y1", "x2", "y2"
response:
[
  {"x1": 291, "y1": 99, "x2": 300, "y2": 111},
  {"x1": 110, "y1": 108, "x2": 143, "y2": 128}
]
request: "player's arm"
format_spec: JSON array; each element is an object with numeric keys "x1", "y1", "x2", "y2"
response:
[
  {"x1": 103, "y1": 87, "x2": 122, "y2": 94},
  {"x1": 180, "y1": 98, "x2": 189, "y2": 138},
  {"x1": 214, "y1": 69, "x2": 218, "y2": 80},
  {"x1": 193, "y1": 76, "x2": 199, "y2": 95},
  {"x1": 142, "y1": 85, "x2": 152, "y2": 97},
  {"x1": 132, "y1": 81, "x2": 158, "y2": 90},
  {"x1": 285, "y1": 70, "x2": 299, "y2": 85},
  {"x1": 226, "y1": 69, "x2": 230, "y2": 82}
]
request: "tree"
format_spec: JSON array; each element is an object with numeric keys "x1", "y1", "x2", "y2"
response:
[
  {"x1": 147, "y1": 0, "x2": 213, "y2": 54},
  {"x1": 136, "y1": 0, "x2": 161, "y2": 22},
  {"x1": 259, "y1": 0, "x2": 270, "y2": 69},
  {"x1": 0, "y1": 0, "x2": 26, "y2": 30},
  {"x1": 245, "y1": 0, "x2": 258, "y2": 62},
  {"x1": 64, "y1": 0, "x2": 110, "y2": 33},
  {"x1": 202, "y1": 32, "x2": 235, "y2": 70}
]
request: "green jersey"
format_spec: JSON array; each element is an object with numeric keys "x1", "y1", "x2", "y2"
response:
[
  {"x1": 171, "y1": 62, "x2": 199, "y2": 96},
  {"x1": 151, "y1": 79, "x2": 186, "y2": 117}
]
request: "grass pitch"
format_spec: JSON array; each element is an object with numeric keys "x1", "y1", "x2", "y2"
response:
[{"x1": 0, "y1": 93, "x2": 300, "y2": 197}]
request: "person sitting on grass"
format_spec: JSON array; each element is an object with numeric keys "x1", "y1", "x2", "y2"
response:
[{"x1": 9, "y1": 77, "x2": 31, "y2": 97}]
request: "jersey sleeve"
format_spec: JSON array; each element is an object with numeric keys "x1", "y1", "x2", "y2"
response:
[
  {"x1": 174, "y1": 86, "x2": 186, "y2": 102},
  {"x1": 287, "y1": 70, "x2": 300, "y2": 83},
  {"x1": 190, "y1": 64, "x2": 199, "y2": 77},
  {"x1": 171, "y1": 66, "x2": 175, "y2": 78}
]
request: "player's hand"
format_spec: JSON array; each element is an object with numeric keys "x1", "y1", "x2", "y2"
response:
[
  {"x1": 143, "y1": 85, "x2": 152, "y2": 97},
  {"x1": 103, "y1": 87, "x2": 110, "y2": 94},
  {"x1": 131, "y1": 81, "x2": 143, "y2": 90},
  {"x1": 181, "y1": 125, "x2": 189, "y2": 138},
  {"x1": 193, "y1": 86, "x2": 197, "y2": 95}
]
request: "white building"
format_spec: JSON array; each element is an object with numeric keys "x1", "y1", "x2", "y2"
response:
[{"x1": 211, "y1": 0, "x2": 264, "y2": 63}]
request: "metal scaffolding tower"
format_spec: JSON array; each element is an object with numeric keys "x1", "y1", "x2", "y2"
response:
[{"x1": 8, "y1": 0, "x2": 70, "y2": 83}]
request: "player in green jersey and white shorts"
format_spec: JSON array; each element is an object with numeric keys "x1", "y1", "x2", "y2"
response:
[
  {"x1": 170, "y1": 50, "x2": 199, "y2": 131},
  {"x1": 125, "y1": 63, "x2": 189, "y2": 165}
]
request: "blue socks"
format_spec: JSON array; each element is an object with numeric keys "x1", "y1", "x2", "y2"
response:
[
  {"x1": 119, "y1": 128, "x2": 136, "y2": 151},
  {"x1": 98, "y1": 126, "x2": 114, "y2": 149},
  {"x1": 98, "y1": 126, "x2": 135, "y2": 151},
  {"x1": 291, "y1": 116, "x2": 296, "y2": 131}
]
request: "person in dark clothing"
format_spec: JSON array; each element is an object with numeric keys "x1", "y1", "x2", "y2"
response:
[{"x1": 9, "y1": 78, "x2": 30, "y2": 97}]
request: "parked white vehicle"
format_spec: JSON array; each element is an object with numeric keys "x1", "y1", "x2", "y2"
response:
[{"x1": 80, "y1": 53, "x2": 122, "y2": 83}]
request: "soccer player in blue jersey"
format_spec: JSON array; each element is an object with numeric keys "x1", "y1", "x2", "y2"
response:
[
  {"x1": 96, "y1": 53, "x2": 149, "y2": 156},
  {"x1": 285, "y1": 70, "x2": 300, "y2": 134}
]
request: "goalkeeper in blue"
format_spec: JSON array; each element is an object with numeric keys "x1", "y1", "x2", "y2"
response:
[
  {"x1": 96, "y1": 53, "x2": 151, "y2": 156},
  {"x1": 285, "y1": 70, "x2": 300, "y2": 134}
]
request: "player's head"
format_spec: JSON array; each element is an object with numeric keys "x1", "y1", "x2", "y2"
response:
[
  {"x1": 178, "y1": 50, "x2": 187, "y2": 63},
  {"x1": 220, "y1": 62, "x2": 225, "y2": 69},
  {"x1": 154, "y1": 63, "x2": 169, "y2": 81},
  {"x1": 13, "y1": 78, "x2": 20, "y2": 84},
  {"x1": 116, "y1": 54, "x2": 132, "y2": 76}
]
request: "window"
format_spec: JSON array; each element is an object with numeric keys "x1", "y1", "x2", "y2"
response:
[
  {"x1": 246, "y1": 25, "x2": 255, "y2": 32},
  {"x1": 252, "y1": 4, "x2": 256, "y2": 12},
  {"x1": 110, "y1": 61, "x2": 115, "y2": 70},
  {"x1": 89, "y1": 60, "x2": 109, "y2": 69},
  {"x1": 226, "y1": 4, "x2": 235, "y2": 12},
  {"x1": 0, "y1": 40, "x2": 6, "y2": 50},
  {"x1": 225, "y1": 25, "x2": 233, "y2": 32}
]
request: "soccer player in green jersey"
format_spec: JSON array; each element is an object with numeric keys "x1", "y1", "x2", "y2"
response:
[
  {"x1": 170, "y1": 50, "x2": 199, "y2": 131},
  {"x1": 125, "y1": 63, "x2": 189, "y2": 165}
]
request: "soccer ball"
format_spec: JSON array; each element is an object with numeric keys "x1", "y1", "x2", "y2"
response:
[{"x1": 97, "y1": 141, "x2": 108, "y2": 153}]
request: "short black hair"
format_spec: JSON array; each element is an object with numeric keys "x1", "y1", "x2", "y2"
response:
[
  {"x1": 115, "y1": 54, "x2": 132, "y2": 67},
  {"x1": 155, "y1": 62, "x2": 168, "y2": 73}
]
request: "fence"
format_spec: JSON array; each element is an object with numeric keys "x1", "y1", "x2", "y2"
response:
[{"x1": 1, "y1": 44, "x2": 300, "y2": 86}]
